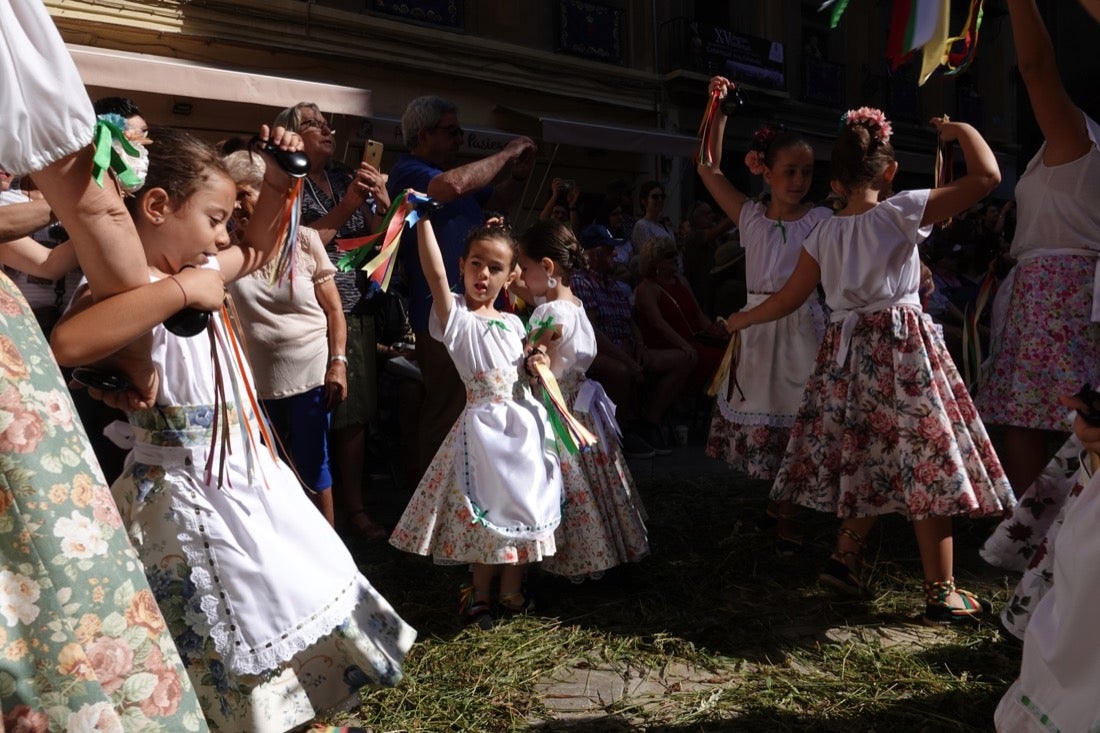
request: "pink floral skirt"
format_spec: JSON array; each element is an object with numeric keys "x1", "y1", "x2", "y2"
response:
[
  {"x1": 977, "y1": 255, "x2": 1100, "y2": 430},
  {"x1": 772, "y1": 307, "x2": 1014, "y2": 520},
  {"x1": 706, "y1": 417, "x2": 792, "y2": 480}
]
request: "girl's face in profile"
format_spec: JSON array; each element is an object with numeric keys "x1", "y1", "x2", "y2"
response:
[
  {"x1": 460, "y1": 236, "x2": 516, "y2": 308},
  {"x1": 155, "y1": 170, "x2": 236, "y2": 269},
  {"x1": 517, "y1": 251, "x2": 552, "y2": 297},
  {"x1": 764, "y1": 145, "x2": 815, "y2": 208}
]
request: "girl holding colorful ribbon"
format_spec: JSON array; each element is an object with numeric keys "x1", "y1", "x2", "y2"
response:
[
  {"x1": 696, "y1": 75, "x2": 831, "y2": 555},
  {"x1": 388, "y1": 215, "x2": 563, "y2": 628},
  {"x1": 722, "y1": 107, "x2": 1014, "y2": 626},
  {"x1": 516, "y1": 220, "x2": 650, "y2": 583},
  {"x1": 49, "y1": 125, "x2": 415, "y2": 731}
]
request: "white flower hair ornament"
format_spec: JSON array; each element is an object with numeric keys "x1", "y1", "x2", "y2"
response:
[{"x1": 840, "y1": 107, "x2": 892, "y2": 144}]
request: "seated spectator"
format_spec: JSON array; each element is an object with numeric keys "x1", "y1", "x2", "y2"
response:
[
  {"x1": 634, "y1": 237, "x2": 728, "y2": 393},
  {"x1": 573, "y1": 224, "x2": 694, "y2": 456},
  {"x1": 681, "y1": 200, "x2": 733, "y2": 315},
  {"x1": 709, "y1": 235, "x2": 747, "y2": 319},
  {"x1": 631, "y1": 181, "x2": 676, "y2": 254}
]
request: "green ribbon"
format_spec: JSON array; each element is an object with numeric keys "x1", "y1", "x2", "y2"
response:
[
  {"x1": 774, "y1": 219, "x2": 787, "y2": 243},
  {"x1": 542, "y1": 390, "x2": 579, "y2": 455},
  {"x1": 91, "y1": 118, "x2": 142, "y2": 190},
  {"x1": 484, "y1": 319, "x2": 509, "y2": 335},
  {"x1": 527, "y1": 315, "x2": 556, "y2": 345},
  {"x1": 469, "y1": 503, "x2": 489, "y2": 527}
]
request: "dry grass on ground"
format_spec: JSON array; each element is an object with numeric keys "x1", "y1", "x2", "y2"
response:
[{"x1": 337, "y1": 471, "x2": 1018, "y2": 732}]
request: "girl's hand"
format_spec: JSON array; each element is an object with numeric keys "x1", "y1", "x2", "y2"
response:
[
  {"x1": 708, "y1": 75, "x2": 733, "y2": 99},
  {"x1": 929, "y1": 117, "x2": 965, "y2": 144},
  {"x1": 1060, "y1": 393, "x2": 1100, "y2": 453},
  {"x1": 256, "y1": 124, "x2": 304, "y2": 188},
  {"x1": 550, "y1": 178, "x2": 565, "y2": 196},
  {"x1": 173, "y1": 267, "x2": 227, "y2": 311},
  {"x1": 724, "y1": 312, "x2": 751, "y2": 334}
]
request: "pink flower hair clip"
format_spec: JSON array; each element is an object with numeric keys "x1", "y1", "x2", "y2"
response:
[
  {"x1": 840, "y1": 106, "x2": 893, "y2": 143},
  {"x1": 744, "y1": 150, "x2": 766, "y2": 176}
]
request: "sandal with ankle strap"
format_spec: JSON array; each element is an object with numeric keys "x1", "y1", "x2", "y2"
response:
[
  {"x1": 922, "y1": 578, "x2": 992, "y2": 626},
  {"x1": 819, "y1": 527, "x2": 865, "y2": 595},
  {"x1": 497, "y1": 590, "x2": 536, "y2": 617},
  {"x1": 458, "y1": 585, "x2": 494, "y2": 629}
]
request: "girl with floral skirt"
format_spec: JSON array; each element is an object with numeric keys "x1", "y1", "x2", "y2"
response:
[
  {"x1": 724, "y1": 108, "x2": 1014, "y2": 625},
  {"x1": 389, "y1": 216, "x2": 563, "y2": 626},
  {"x1": 517, "y1": 220, "x2": 649, "y2": 582},
  {"x1": 51, "y1": 126, "x2": 414, "y2": 732},
  {"x1": 696, "y1": 75, "x2": 831, "y2": 554}
]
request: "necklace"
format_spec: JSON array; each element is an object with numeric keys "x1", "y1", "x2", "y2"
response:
[{"x1": 303, "y1": 171, "x2": 333, "y2": 215}]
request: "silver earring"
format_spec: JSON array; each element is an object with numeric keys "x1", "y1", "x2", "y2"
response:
[{"x1": 547, "y1": 276, "x2": 558, "y2": 288}]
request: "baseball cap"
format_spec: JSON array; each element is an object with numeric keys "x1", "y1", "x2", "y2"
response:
[{"x1": 579, "y1": 224, "x2": 624, "y2": 251}]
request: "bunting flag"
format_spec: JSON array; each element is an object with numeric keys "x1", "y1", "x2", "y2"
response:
[
  {"x1": 943, "y1": 0, "x2": 985, "y2": 77},
  {"x1": 818, "y1": 0, "x2": 852, "y2": 29},
  {"x1": 533, "y1": 361, "x2": 598, "y2": 455},
  {"x1": 695, "y1": 86, "x2": 723, "y2": 168},
  {"x1": 266, "y1": 179, "x2": 304, "y2": 291},
  {"x1": 336, "y1": 189, "x2": 433, "y2": 291},
  {"x1": 918, "y1": 0, "x2": 951, "y2": 84},
  {"x1": 886, "y1": 0, "x2": 915, "y2": 69},
  {"x1": 961, "y1": 271, "x2": 996, "y2": 392}
]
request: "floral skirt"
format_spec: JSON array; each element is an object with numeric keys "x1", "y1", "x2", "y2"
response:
[
  {"x1": 771, "y1": 307, "x2": 1014, "y2": 520},
  {"x1": 113, "y1": 405, "x2": 414, "y2": 732},
  {"x1": 706, "y1": 417, "x2": 792, "y2": 480},
  {"x1": 996, "y1": 447, "x2": 1091, "y2": 641},
  {"x1": 977, "y1": 255, "x2": 1100, "y2": 430},
  {"x1": 981, "y1": 436, "x2": 1083, "y2": 573},
  {"x1": 0, "y1": 273, "x2": 208, "y2": 732},
  {"x1": 541, "y1": 383, "x2": 650, "y2": 577}
]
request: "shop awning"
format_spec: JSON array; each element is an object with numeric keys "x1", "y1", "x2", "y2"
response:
[
  {"x1": 66, "y1": 44, "x2": 372, "y2": 117},
  {"x1": 498, "y1": 107, "x2": 697, "y2": 158}
]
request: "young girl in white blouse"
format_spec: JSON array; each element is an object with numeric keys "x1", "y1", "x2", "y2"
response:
[
  {"x1": 517, "y1": 220, "x2": 650, "y2": 582},
  {"x1": 389, "y1": 218, "x2": 563, "y2": 626},
  {"x1": 724, "y1": 108, "x2": 1014, "y2": 625},
  {"x1": 697, "y1": 76, "x2": 831, "y2": 554}
]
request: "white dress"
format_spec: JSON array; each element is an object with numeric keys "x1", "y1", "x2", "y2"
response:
[
  {"x1": 995, "y1": 460, "x2": 1100, "y2": 732},
  {"x1": 389, "y1": 294, "x2": 563, "y2": 564},
  {"x1": 0, "y1": 0, "x2": 95, "y2": 174},
  {"x1": 531, "y1": 299, "x2": 650, "y2": 578},
  {"x1": 706, "y1": 202, "x2": 829, "y2": 479},
  {"x1": 110, "y1": 300, "x2": 415, "y2": 732}
]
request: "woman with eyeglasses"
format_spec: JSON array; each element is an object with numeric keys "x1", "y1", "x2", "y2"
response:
[
  {"x1": 274, "y1": 101, "x2": 392, "y2": 542},
  {"x1": 631, "y1": 181, "x2": 674, "y2": 259}
]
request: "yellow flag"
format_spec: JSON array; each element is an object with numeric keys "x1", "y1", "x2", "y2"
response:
[{"x1": 919, "y1": 0, "x2": 951, "y2": 85}]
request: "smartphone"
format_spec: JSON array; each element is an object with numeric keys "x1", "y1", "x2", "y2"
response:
[
  {"x1": 363, "y1": 139, "x2": 384, "y2": 169},
  {"x1": 561, "y1": 179, "x2": 575, "y2": 190},
  {"x1": 71, "y1": 367, "x2": 130, "y2": 392}
]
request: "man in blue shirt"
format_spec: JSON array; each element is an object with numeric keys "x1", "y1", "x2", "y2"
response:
[{"x1": 387, "y1": 95, "x2": 535, "y2": 481}]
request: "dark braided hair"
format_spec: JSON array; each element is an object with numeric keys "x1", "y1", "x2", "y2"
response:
[{"x1": 518, "y1": 220, "x2": 585, "y2": 284}]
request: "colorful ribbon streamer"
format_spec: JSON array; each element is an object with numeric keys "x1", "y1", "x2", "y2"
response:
[
  {"x1": 695, "y1": 87, "x2": 723, "y2": 169},
  {"x1": 336, "y1": 189, "x2": 433, "y2": 291},
  {"x1": 707, "y1": 330, "x2": 743, "y2": 402},
  {"x1": 818, "y1": 0, "x2": 851, "y2": 29},
  {"x1": 934, "y1": 114, "x2": 955, "y2": 228},
  {"x1": 91, "y1": 116, "x2": 143, "y2": 191},
  {"x1": 943, "y1": 0, "x2": 985, "y2": 77},
  {"x1": 533, "y1": 361, "x2": 597, "y2": 455},
  {"x1": 961, "y1": 271, "x2": 996, "y2": 392},
  {"x1": 266, "y1": 179, "x2": 304, "y2": 291}
]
